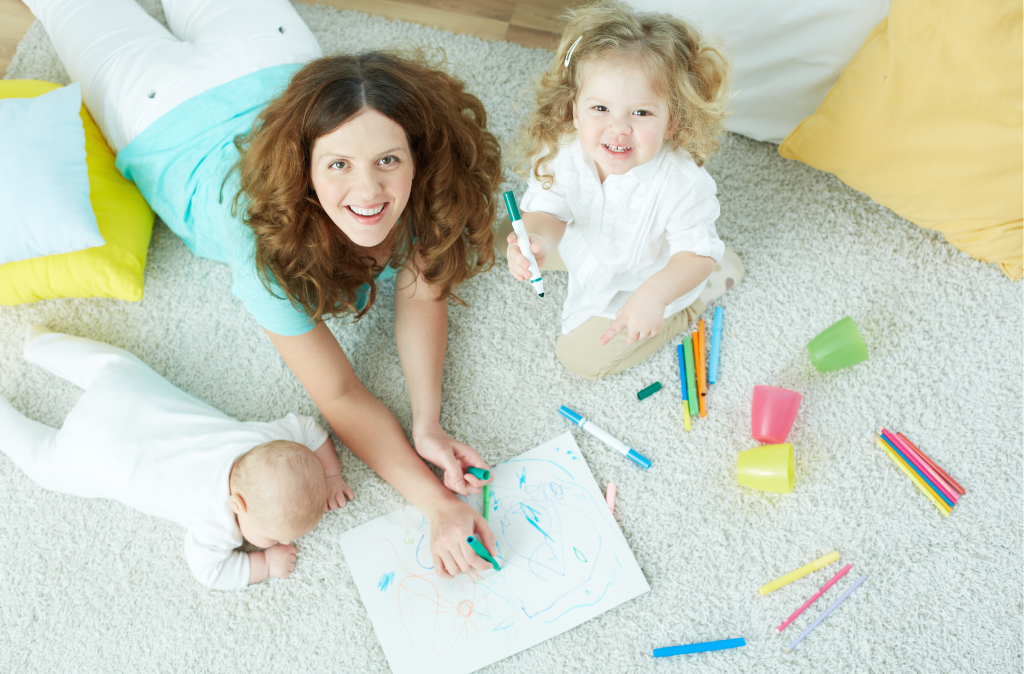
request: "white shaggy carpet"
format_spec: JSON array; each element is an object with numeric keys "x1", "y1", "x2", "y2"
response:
[{"x1": 2, "y1": 2, "x2": 1021, "y2": 672}]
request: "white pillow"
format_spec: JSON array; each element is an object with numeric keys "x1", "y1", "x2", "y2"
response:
[
  {"x1": 623, "y1": 0, "x2": 890, "y2": 144},
  {"x1": 0, "y1": 82, "x2": 104, "y2": 265}
]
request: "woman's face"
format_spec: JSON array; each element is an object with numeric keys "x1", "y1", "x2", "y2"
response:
[{"x1": 310, "y1": 108, "x2": 414, "y2": 249}]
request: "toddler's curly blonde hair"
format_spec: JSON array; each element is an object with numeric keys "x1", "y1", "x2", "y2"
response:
[{"x1": 518, "y1": 0, "x2": 730, "y2": 188}]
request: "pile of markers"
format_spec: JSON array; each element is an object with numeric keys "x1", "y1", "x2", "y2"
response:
[
  {"x1": 874, "y1": 429, "x2": 965, "y2": 516},
  {"x1": 675, "y1": 305, "x2": 724, "y2": 430}
]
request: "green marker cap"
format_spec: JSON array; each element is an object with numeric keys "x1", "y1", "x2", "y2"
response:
[
  {"x1": 637, "y1": 381, "x2": 662, "y2": 400},
  {"x1": 467, "y1": 466, "x2": 490, "y2": 481},
  {"x1": 467, "y1": 535, "x2": 501, "y2": 571},
  {"x1": 502, "y1": 190, "x2": 522, "y2": 222}
]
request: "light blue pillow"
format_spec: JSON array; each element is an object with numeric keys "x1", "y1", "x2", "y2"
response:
[{"x1": 0, "y1": 82, "x2": 104, "y2": 265}]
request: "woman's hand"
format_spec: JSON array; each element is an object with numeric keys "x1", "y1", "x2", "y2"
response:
[
  {"x1": 413, "y1": 423, "x2": 491, "y2": 496},
  {"x1": 600, "y1": 285, "x2": 668, "y2": 346},
  {"x1": 506, "y1": 231, "x2": 550, "y2": 281},
  {"x1": 428, "y1": 497, "x2": 497, "y2": 578}
]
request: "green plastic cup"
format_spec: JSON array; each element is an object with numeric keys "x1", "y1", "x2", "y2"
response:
[
  {"x1": 736, "y1": 443, "x2": 794, "y2": 494},
  {"x1": 806, "y1": 316, "x2": 868, "y2": 372}
]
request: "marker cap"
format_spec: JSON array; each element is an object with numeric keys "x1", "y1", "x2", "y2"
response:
[
  {"x1": 502, "y1": 190, "x2": 522, "y2": 221},
  {"x1": 627, "y1": 448, "x2": 652, "y2": 470},
  {"x1": 558, "y1": 405, "x2": 583, "y2": 425}
]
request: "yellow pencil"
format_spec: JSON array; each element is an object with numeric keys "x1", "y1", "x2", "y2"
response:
[
  {"x1": 875, "y1": 437, "x2": 950, "y2": 516},
  {"x1": 758, "y1": 551, "x2": 840, "y2": 595}
]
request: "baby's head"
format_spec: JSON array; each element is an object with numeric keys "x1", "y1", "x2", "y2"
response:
[
  {"x1": 228, "y1": 440, "x2": 327, "y2": 548},
  {"x1": 522, "y1": 0, "x2": 730, "y2": 183}
]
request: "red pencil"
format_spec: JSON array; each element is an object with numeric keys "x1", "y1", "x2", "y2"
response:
[{"x1": 898, "y1": 432, "x2": 965, "y2": 495}]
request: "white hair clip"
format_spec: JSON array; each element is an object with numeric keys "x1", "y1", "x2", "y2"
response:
[{"x1": 564, "y1": 35, "x2": 583, "y2": 68}]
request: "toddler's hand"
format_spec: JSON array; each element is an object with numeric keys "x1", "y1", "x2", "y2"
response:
[
  {"x1": 264, "y1": 543, "x2": 297, "y2": 579},
  {"x1": 506, "y1": 232, "x2": 549, "y2": 282},
  {"x1": 600, "y1": 286, "x2": 667, "y2": 346},
  {"x1": 324, "y1": 473, "x2": 355, "y2": 511}
]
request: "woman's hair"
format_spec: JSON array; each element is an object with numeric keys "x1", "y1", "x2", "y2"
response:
[
  {"x1": 517, "y1": 0, "x2": 730, "y2": 187},
  {"x1": 233, "y1": 440, "x2": 327, "y2": 538},
  {"x1": 234, "y1": 51, "x2": 502, "y2": 321}
]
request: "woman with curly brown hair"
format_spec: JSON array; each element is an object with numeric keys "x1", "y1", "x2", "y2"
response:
[{"x1": 26, "y1": 0, "x2": 501, "y2": 578}]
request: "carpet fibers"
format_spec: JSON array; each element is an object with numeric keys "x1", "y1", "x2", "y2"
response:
[{"x1": 2, "y1": 2, "x2": 1021, "y2": 672}]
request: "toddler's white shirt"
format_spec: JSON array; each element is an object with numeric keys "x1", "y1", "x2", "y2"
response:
[
  {"x1": 51, "y1": 358, "x2": 328, "y2": 591},
  {"x1": 520, "y1": 140, "x2": 725, "y2": 334}
]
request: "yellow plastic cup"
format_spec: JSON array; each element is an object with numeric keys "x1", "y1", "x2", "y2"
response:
[{"x1": 737, "y1": 443, "x2": 794, "y2": 494}]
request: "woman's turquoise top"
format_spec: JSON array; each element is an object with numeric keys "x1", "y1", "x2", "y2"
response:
[{"x1": 115, "y1": 64, "x2": 396, "y2": 336}]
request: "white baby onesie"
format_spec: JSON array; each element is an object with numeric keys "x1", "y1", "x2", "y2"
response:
[
  {"x1": 520, "y1": 140, "x2": 726, "y2": 334},
  {"x1": 0, "y1": 330, "x2": 328, "y2": 590}
]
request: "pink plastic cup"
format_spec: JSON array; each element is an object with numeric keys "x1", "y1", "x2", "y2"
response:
[{"x1": 751, "y1": 385, "x2": 802, "y2": 444}]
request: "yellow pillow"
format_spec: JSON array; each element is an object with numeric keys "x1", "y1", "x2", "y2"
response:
[
  {"x1": 0, "y1": 80, "x2": 154, "y2": 304},
  {"x1": 779, "y1": 0, "x2": 1023, "y2": 280}
]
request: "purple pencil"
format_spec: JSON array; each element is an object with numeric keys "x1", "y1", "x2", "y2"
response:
[{"x1": 777, "y1": 564, "x2": 852, "y2": 632}]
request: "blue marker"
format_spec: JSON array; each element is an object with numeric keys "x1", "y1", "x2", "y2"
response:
[
  {"x1": 708, "y1": 306, "x2": 724, "y2": 385},
  {"x1": 558, "y1": 406, "x2": 652, "y2": 469},
  {"x1": 503, "y1": 191, "x2": 544, "y2": 297}
]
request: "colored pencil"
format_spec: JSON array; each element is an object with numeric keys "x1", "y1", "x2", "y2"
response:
[
  {"x1": 880, "y1": 431, "x2": 956, "y2": 507},
  {"x1": 877, "y1": 435, "x2": 952, "y2": 512},
  {"x1": 693, "y1": 330, "x2": 707, "y2": 418},
  {"x1": 777, "y1": 564, "x2": 852, "y2": 632},
  {"x1": 885, "y1": 431, "x2": 958, "y2": 503},
  {"x1": 786, "y1": 574, "x2": 867, "y2": 652},
  {"x1": 876, "y1": 437, "x2": 950, "y2": 515},
  {"x1": 696, "y1": 320, "x2": 708, "y2": 417},
  {"x1": 898, "y1": 432, "x2": 965, "y2": 495},
  {"x1": 677, "y1": 343, "x2": 691, "y2": 432}
]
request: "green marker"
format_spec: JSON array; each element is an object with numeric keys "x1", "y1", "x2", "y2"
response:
[
  {"x1": 683, "y1": 337, "x2": 698, "y2": 417},
  {"x1": 467, "y1": 466, "x2": 490, "y2": 481},
  {"x1": 481, "y1": 484, "x2": 491, "y2": 522},
  {"x1": 467, "y1": 535, "x2": 500, "y2": 571}
]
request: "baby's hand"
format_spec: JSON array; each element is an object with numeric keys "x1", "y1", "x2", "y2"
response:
[
  {"x1": 506, "y1": 232, "x2": 549, "y2": 282},
  {"x1": 600, "y1": 286, "x2": 667, "y2": 346},
  {"x1": 325, "y1": 473, "x2": 355, "y2": 511},
  {"x1": 264, "y1": 544, "x2": 297, "y2": 579}
]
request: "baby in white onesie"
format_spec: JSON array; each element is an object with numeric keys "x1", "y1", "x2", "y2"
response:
[
  {"x1": 505, "y1": 2, "x2": 744, "y2": 380},
  {"x1": 0, "y1": 327, "x2": 354, "y2": 590}
]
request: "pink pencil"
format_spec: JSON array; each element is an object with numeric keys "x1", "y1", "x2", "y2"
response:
[
  {"x1": 883, "y1": 429, "x2": 958, "y2": 505},
  {"x1": 777, "y1": 564, "x2": 852, "y2": 632},
  {"x1": 898, "y1": 432, "x2": 965, "y2": 495}
]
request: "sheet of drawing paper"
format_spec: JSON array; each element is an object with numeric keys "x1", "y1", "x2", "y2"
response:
[{"x1": 339, "y1": 432, "x2": 650, "y2": 674}]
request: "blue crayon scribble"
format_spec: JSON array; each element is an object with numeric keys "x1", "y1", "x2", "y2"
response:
[
  {"x1": 517, "y1": 469, "x2": 526, "y2": 489},
  {"x1": 378, "y1": 571, "x2": 395, "y2": 592},
  {"x1": 574, "y1": 547, "x2": 587, "y2": 563}
]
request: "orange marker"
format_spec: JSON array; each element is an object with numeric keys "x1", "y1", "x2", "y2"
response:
[{"x1": 694, "y1": 327, "x2": 707, "y2": 418}]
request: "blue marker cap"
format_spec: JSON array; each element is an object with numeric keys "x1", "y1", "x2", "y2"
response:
[
  {"x1": 627, "y1": 449, "x2": 652, "y2": 470},
  {"x1": 557, "y1": 405, "x2": 584, "y2": 425},
  {"x1": 502, "y1": 190, "x2": 522, "y2": 221}
]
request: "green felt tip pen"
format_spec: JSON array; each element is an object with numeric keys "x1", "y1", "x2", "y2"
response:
[
  {"x1": 503, "y1": 190, "x2": 545, "y2": 298},
  {"x1": 467, "y1": 535, "x2": 500, "y2": 571},
  {"x1": 481, "y1": 484, "x2": 491, "y2": 522},
  {"x1": 683, "y1": 337, "x2": 698, "y2": 417}
]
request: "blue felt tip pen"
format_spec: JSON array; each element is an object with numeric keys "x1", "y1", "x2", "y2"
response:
[
  {"x1": 503, "y1": 190, "x2": 544, "y2": 298},
  {"x1": 708, "y1": 306, "x2": 724, "y2": 385},
  {"x1": 558, "y1": 406, "x2": 651, "y2": 469}
]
